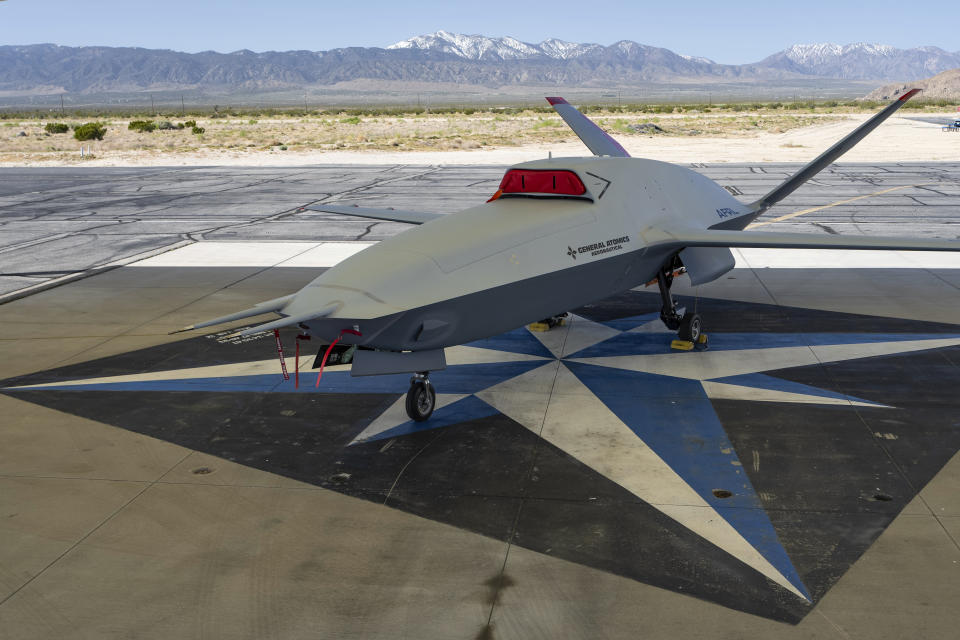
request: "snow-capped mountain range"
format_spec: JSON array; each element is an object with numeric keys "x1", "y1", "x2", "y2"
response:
[
  {"x1": 388, "y1": 31, "x2": 718, "y2": 64},
  {"x1": 387, "y1": 32, "x2": 960, "y2": 79},
  {"x1": 759, "y1": 41, "x2": 960, "y2": 80},
  {"x1": 784, "y1": 43, "x2": 899, "y2": 64},
  {"x1": 389, "y1": 31, "x2": 609, "y2": 61},
  {"x1": 1, "y1": 32, "x2": 958, "y2": 97},
  {"x1": 385, "y1": 32, "x2": 959, "y2": 81}
]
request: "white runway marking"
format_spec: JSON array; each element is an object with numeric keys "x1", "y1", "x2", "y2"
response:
[
  {"x1": 129, "y1": 241, "x2": 960, "y2": 270},
  {"x1": 131, "y1": 241, "x2": 374, "y2": 268},
  {"x1": 733, "y1": 248, "x2": 960, "y2": 269}
]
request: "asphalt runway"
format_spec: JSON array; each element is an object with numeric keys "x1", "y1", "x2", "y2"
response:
[{"x1": 1, "y1": 163, "x2": 959, "y2": 639}]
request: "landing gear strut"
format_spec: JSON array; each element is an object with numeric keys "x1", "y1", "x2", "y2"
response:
[
  {"x1": 657, "y1": 255, "x2": 704, "y2": 345},
  {"x1": 405, "y1": 372, "x2": 436, "y2": 422},
  {"x1": 657, "y1": 255, "x2": 685, "y2": 330}
]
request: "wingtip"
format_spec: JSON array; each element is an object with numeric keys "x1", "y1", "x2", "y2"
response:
[
  {"x1": 899, "y1": 88, "x2": 922, "y2": 101},
  {"x1": 545, "y1": 96, "x2": 568, "y2": 106}
]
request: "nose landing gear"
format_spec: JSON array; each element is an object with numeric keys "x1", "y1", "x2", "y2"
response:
[{"x1": 405, "y1": 372, "x2": 436, "y2": 421}]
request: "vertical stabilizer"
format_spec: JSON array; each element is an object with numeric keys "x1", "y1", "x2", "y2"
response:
[{"x1": 546, "y1": 97, "x2": 631, "y2": 158}]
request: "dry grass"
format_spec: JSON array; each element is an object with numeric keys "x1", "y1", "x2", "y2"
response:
[{"x1": 0, "y1": 109, "x2": 845, "y2": 163}]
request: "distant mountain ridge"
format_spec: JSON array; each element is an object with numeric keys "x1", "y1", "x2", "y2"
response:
[
  {"x1": 865, "y1": 68, "x2": 960, "y2": 101},
  {"x1": 0, "y1": 32, "x2": 957, "y2": 96},
  {"x1": 758, "y1": 42, "x2": 960, "y2": 80}
]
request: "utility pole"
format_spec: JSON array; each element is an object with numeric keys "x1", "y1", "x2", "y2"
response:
[
  {"x1": 181, "y1": 95, "x2": 185, "y2": 115},
  {"x1": 60, "y1": 94, "x2": 64, "y2": 114},
  {"x1": 150, "y1": 95, "x2": 154, "y2": 114}
]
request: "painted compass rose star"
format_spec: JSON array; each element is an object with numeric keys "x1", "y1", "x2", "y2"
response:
[{"x1": 11, "y1": 313, "x2": 960, "y2": 602}]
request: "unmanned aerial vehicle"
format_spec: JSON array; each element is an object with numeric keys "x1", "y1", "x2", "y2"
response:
[{"x1": 177, "y1": 90, "x2": 960, "y2": 421}]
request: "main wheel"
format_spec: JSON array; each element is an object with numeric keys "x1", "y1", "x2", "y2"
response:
[
  {"x1": 405, "y1": 380, "x2": 436, "y2": 422},
  {"x1": 678, "y1": 313, "x2": 702, "y2": 342}
]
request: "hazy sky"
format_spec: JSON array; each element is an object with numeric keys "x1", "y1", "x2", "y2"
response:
[{"x1": 1, "y1": 0, "x2": 956, "y2": 64}]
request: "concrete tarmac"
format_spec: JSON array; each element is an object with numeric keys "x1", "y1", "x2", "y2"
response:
[
  {"x1": 1, "y1": 163, "x2": 959, "y2": 639},
  {"x1": 2, "y1": 162, "x2": 959, "y2": 300}
]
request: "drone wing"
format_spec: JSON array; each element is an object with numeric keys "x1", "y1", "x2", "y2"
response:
[
  {"x1": 304, "y1": 204, "x2": 442, "y2": 225},
  {"x1": 748, "y1": 89, "x2": 921, "y2": 216},
  {"x1": 171, "y1": 296, "x2": 338, "y2": 337},
  {"x1": 170, "y1": 294, "x2": 295, "y2": 333},
  {"x1": 645, "y1": 226, "x2": 960, "y2": 253},
  {"x1": 546, "y1": 97, "x2": 630, "y2": 158}
]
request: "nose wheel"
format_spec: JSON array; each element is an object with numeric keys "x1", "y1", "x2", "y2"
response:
[{"x1": 406, "y1": 372, "x2": 436, "y2": 422}]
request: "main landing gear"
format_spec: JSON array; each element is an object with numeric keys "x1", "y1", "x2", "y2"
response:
[
  {"x1": 406, "y1": 372, "x2": 436, "y2": 422},
  {"x1": 656, "y1": 256, "x2": 706, "y2": 349}
]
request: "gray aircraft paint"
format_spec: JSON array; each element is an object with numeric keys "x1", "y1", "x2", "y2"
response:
[
  {"x1": 279, "y1": 157, "x2": 746, "y2": 347},
  {"x1": 297, "y1": 241, "x2": 676, "y2": 353}
]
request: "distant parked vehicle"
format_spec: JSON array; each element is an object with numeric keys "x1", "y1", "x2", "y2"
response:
[{"x1": 943, "y1": 119, "x2": 960, "y2": 132}]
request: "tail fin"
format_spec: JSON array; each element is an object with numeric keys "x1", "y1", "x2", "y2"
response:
[
  {"x1": 546, "y1": 97, "x2": 630, "y2": 158},
  {"x1": 749, "y1": 89, "x2": 920, "y2": 216}
]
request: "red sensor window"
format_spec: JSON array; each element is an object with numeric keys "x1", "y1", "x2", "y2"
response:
[{"x1": 498, "y1": 169, "x2": 587, "y2": 196}]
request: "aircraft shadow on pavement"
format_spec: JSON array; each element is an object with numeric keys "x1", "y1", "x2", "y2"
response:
[{"x1": 4, "y1": 290, "x2": 960, "y2": 624}]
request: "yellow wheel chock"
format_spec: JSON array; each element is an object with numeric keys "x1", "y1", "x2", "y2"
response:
[{"x1": 528, "y1": 314, "x2": 567, "y2": 332}]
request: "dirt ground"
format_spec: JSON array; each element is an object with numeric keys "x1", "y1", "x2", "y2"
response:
[{"x1": 0, "y1": 108, "x2": 957, "y2": 166}]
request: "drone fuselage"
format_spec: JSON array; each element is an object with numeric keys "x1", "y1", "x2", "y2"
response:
[{"x1": 283, "y1": 157, "x2": 748, "y2": 350}]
